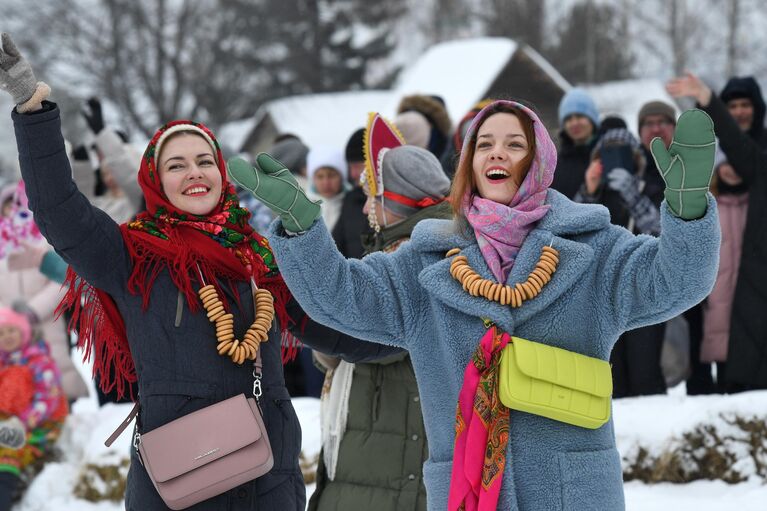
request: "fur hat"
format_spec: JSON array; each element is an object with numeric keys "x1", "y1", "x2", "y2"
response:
[
  {"x1": 396, "y1": 94, "x2": 452, "y2": 137},
  {"x1": 397, "y1": 94, "x2": 452, "y2": 157},
  {"x1": 637, "y1": 101, "x2": 676, "y2": 128},
  {"x1": 558, "y1": 88, "x2": 600, "y2": 128}
]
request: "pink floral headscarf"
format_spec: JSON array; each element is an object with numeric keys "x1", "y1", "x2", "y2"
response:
[{"x1": 460, "y1": 100, "x2": 557, "y2": 282}]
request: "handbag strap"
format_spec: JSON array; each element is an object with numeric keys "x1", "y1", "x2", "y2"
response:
[
  {"x1": 104, "y1": 401, "x2": 139, "y2": 447},
  {"x1": 105, "y1": 281, "x2": 268, "y2": 447}
]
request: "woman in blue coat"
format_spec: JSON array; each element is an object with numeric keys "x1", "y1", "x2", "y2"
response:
[{"x1": 229, "y1": 100, "x2": 720, "y2": 510}]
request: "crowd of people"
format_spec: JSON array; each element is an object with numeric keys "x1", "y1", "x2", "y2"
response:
[{"x1": 0, "y1": 29, "x2": 763, "y2": 511}]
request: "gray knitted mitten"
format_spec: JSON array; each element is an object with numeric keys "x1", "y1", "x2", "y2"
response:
[{"x1": 0, "y1": 33, "x2": 37, "y2": 105}]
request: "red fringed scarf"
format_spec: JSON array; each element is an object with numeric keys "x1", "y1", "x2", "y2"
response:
[{"x1": 57, "y1": 120, "x2": 297, "y2": 400}]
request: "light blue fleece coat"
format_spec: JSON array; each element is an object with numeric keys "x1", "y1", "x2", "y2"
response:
[{"x1": 268, "y1": 190, "x2": 720, "y2": 511}]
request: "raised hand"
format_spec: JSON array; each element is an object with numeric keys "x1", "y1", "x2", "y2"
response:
[
  {"x1": 666, "y1": 71, "x2": 712, "y2": 107},
  {"x1": 228, "y1": 153, "x2": 321, "y2": 233},
  {"x1": 0, "y1": 33, "x2": 44, "y2": 109},
  {"x1": 82, "y1": 97, "x2": 105, "y2": 134},
  {"x1": 650, "y1": 109, "x2": 716, "y2": 220}
]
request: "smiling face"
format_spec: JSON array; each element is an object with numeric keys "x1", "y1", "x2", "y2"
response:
[
  {"x1": 157, "y1": 133, "x2": 223, "y2": 216},
  {"x1": 471, "y1": 112, "x2": 533, "y2": 205}
]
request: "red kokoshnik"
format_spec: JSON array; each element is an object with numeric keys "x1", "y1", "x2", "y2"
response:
[{"x1": 58, "y1": 120, "x2": 297, "y2": 400}]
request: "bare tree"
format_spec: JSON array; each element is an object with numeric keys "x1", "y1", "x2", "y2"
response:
[{"x1": 725, "y1": 0, "x2": 741, "y2": 77}]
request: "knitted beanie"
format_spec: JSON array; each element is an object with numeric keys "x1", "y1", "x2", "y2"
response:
[
  {"x1": 345, "y1": 128, "x2": 365, "y2": 164},
  {"x1": 270, "y1": 137, "x2": 310, "y2": 177},
  {"x1": 0, "y1": 308, "x2": 31, "y2": 350},
  {"x1": 558, "y1": 88, "x2": 600, "y2": 128},
  {"x1": 637, "y1": 101, "x2": 676, "y2": 128},
  {"x1": 307, "y1": 146, "x2": 348, "y2": 185},
  {"x1": 379, "y1": 146, "x2": 450, "y2": 218},
  {"x1": 395, "y1": 111, "x2": 431, "y2": 149}
]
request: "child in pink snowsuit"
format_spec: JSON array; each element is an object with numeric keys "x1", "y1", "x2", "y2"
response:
[{"x1": 0, "y1": 307, "x2": 68, "y2": 511}]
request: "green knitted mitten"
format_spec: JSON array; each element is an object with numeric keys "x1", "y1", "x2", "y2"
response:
[
  {"x1": 228, "y1": 153, "x2": 321, "y2": 233},
  {"x1": 650, "y1": 109, "x2": 715, "y2": 220}
]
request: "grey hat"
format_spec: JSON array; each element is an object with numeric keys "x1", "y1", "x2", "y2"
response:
[
  {"x1": 380, "y1": 146, "x2": 451, "y2": 218},
  {"x1": 637, "y1": 101, "x2": 676, "y2": 128},
  {"x1": 269, "y1": 138, "x2": 309, "y2": 176}
]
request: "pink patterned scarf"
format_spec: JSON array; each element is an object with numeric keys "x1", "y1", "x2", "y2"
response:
[
  {"x1": 449, "y1": 326, "x2": 510, "y2": 510},
  {"x1": 449, "y1": 101, "x2": 558, "y2": 511},
  {"x1": 461, "y1": 101, "x2": 557, "y2": 283}
]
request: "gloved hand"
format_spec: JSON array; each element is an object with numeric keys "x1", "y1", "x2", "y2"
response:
[
  {"x1": 650, "y1": 109, "x2": 715, "y2": 220},
  {"x1": 71, "y1": 144, "x2": 90, "y2": 161},
  {"x1": 0, "y1": 33, "x2": 45, "y2": 109},
  {"x1": 81, "y1": 97, "x2": 105, "y2": 134},
  {"x1": 606, "y1": 167, "x2": 640, "y2": 206},
  {"x1": 228, "y1": 153, "x2": 321, "y2": 233},
  {"x1": 0, "y1": 416, "x2": 26, "y2": 449}
]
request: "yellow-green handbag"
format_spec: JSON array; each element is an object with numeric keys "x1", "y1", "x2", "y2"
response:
[{"x1": 498, "y1": 337, "x2": 612, "y2": 429}]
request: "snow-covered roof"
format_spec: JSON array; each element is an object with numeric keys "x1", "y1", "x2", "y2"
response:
[
  {"x1": 386, "y1": 37, "x2": 518, "y2": 124},
  {"x1": 582, "y1": 79, "x2": 679, "y2": 136},
  {"x1": 217, "y1": 117, "x2": 257, "y2": 155},
  {"x1": 255, "y1": 90, "x2": 393, "y2": 149}
]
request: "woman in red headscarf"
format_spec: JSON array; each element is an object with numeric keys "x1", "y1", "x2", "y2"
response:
[{"x1": 2, "y1": 33, "x2": 311, "y2": 510}]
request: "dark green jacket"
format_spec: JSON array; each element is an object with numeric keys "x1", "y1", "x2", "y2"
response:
[{"x1": 308, "y1": 202, "x2": 452, "y2": 511}]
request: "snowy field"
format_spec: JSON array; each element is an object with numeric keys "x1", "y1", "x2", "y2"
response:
[{"x1": 11, "y1": 387, "x2": 767, "y2": 510}]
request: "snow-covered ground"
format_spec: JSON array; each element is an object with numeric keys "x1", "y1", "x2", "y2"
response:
[{"x1": 11, "y1": 387, "x2": 767, "y2": 510}]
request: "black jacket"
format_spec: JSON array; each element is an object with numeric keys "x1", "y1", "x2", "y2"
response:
[
  {"x1": 701, "y1": 82, "x2": 767, "y2": 387},
  {"x1": 12, "y1": 103, "x2": 398, "y2": 510},
  {"x1": 551, "y1": 132, "x2": 594, "y2": 200},
  {"x1": 331, "y1": 187, "x2": 369, "y2": 259}
]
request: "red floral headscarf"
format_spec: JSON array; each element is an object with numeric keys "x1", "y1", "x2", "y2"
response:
[{"x1": 60, "y1": 121, "x2": 296, "y2": 399}]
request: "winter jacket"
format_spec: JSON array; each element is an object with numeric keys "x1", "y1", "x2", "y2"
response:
[
  {"x1": 701, "y1": 192, "x2": 748, "y2": 363},
  {"x1": 0, "y1": 244, "x2": 88, "y2": 401},
  {"x1": 308, "y1": 202, "x2": 452, "y2": 511},
  {"x1": 268, "y1": 189, "x2": 720, "y2": 511},
  {"x1": 551, "y1": 133, "x2": 594, "y2": 200},
  {"x1": 331, "y1": 187, "x2": 370, "y2": 259},
  {"x1": 13, "y1": 104, "x2": 308, "y2": 511},
  {"x1": 700, "y1": 89, "x2": 767, "y2": 387}
]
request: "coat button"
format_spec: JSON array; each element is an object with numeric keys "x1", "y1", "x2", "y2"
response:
[
  {"x1": 413, "y1": 396, "x2": 420, "y2": 402},
  {"x1": 411, "y1": 434, "x2": 419, "y2": 441},
  {"x1": 237, "y1": 488, "x2": 247, "y2": 498},
  {"x1": 408, "y1": 474, "x2": 416, "y2": 481}
]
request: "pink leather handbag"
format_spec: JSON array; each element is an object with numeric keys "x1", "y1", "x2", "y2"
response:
[{"x1": 105, "y1": 353, "x2": 274, "y2": 509}]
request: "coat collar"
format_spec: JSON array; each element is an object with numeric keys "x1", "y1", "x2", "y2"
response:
[{"x1": 413, "y1": 190, "x2": 609, "y2": 333}]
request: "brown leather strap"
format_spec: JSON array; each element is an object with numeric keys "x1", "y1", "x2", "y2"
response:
[{"x1": 104, "y1": 402, "x2": 139, "y2": 447}]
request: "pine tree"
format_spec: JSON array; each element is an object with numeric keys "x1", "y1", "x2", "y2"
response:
[{"x1": 544, "y1": 0, "x2": 634, "y2": 84}]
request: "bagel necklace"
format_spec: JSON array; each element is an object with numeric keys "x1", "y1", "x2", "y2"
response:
[
  {"x1": 196, "y1": 265, "x2": 275, "y2": 365},
  {"x1": 447, "y1": 244, "x2": 559, "y2": 307}
]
